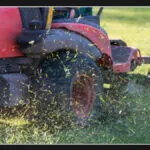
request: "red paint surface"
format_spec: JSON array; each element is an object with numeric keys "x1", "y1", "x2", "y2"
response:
[
  {"x1": 0, "y1": 8, "x2": 24, "y2": 58},
  {"x1": 52, "y1": 23, "x2": 112, "y2": 59},
  {"x1": 52, "y1": 22, "x2": 142, "y2": 73}
]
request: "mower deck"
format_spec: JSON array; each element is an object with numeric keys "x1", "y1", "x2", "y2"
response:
[
  {"x1": 111, "y1": 46, "x2": 142, "y2": 73},
  {"x1": 111, "y1": 46, "x2": 131, "y2": 64}
]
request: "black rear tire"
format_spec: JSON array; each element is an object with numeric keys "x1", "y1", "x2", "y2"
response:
[{"x1": 33, "y1": 51, "x2": 104, "y2": 126}]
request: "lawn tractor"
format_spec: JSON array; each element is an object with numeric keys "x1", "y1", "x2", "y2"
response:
[{"x1": 0, "y1": 7, "x2": 149, "y2": 125}]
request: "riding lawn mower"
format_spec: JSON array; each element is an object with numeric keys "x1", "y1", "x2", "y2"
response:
[{"x1": 0, "y1": 7, "x2": 149, "y2": 125}]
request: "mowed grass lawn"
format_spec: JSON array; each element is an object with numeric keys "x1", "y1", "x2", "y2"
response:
[{"x1": 0, "y1": 7, "x2": 150, "y2": 144}]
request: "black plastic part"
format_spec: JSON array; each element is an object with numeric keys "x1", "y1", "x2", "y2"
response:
[
  {"x1": 29, "y1": 20, "x2": 43, "y2": 30},
  {"x1": 110, "y1": 39, "x2": 127, "y2": 46},
  {"x1": 97, "y1": 7, "x2": 104, "y2": 16},
  {"x1": 19, "y1": 8, "x2": 49, "y2": 30},
  {"x1": 19, "y1": 8, "x2": 43, "y2": 29},
  {"x1": 53, "y1": 7, "x2": 72, "y2": 19},
  {"x1": 16, "y1": 30, "x2": 47, "y2": 49},
  {"x1": 40, "y1": 8, "x2": 49, "y2": 29}
]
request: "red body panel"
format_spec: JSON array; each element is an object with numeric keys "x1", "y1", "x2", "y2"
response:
[
  {"x1": 52, "y1": 23, "x2": 142, "y2": 73},
  {"x1": 52, "y1": 23, "x2": 112, "y2": 59},
  {"x1": 0, "y1": 8, "x2": 24, "y2": 58}
]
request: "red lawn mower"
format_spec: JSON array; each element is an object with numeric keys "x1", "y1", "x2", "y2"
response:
[{"x1": 0, "y1": 7, "x2": 149, "y2": 125}]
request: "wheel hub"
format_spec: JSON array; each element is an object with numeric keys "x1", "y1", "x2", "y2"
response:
[{"x1": 72, "y1": 74, "x2": 96, "y2": 119}]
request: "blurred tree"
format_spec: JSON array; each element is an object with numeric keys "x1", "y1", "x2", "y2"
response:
[{"x1": 74, "y1": 7, "x2": 93, "y2": 17}]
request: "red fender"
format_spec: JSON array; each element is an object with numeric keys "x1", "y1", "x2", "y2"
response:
[
  {"x1": 52, "y1": 23, "x2": 112, "y2": 59},
  {"x1": 0, "y1": 8, "x2": 24, "y2": 58}
]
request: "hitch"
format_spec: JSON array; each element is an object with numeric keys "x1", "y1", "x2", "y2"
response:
[
  {"x1": 139, "y1": 56, "x2": 150, "y2": 78},
  {"x1": 141, "y1": 56, "x2": 150, "y2": 64}
]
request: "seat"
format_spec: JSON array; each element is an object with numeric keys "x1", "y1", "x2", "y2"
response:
[
  {"x1": 17, "y1": 8, "x2": 48, "y2": 50},
  {"x1": 19, "y1": 8, "x2": 43, "y2": 30}
]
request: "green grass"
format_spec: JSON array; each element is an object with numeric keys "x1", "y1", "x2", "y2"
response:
[
  {"x1": 0, "y1": 7, "x2": 150, "y2": 144},
  {"x1": 93, "y1": 7, "x2": 150, "y2": 56}
]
